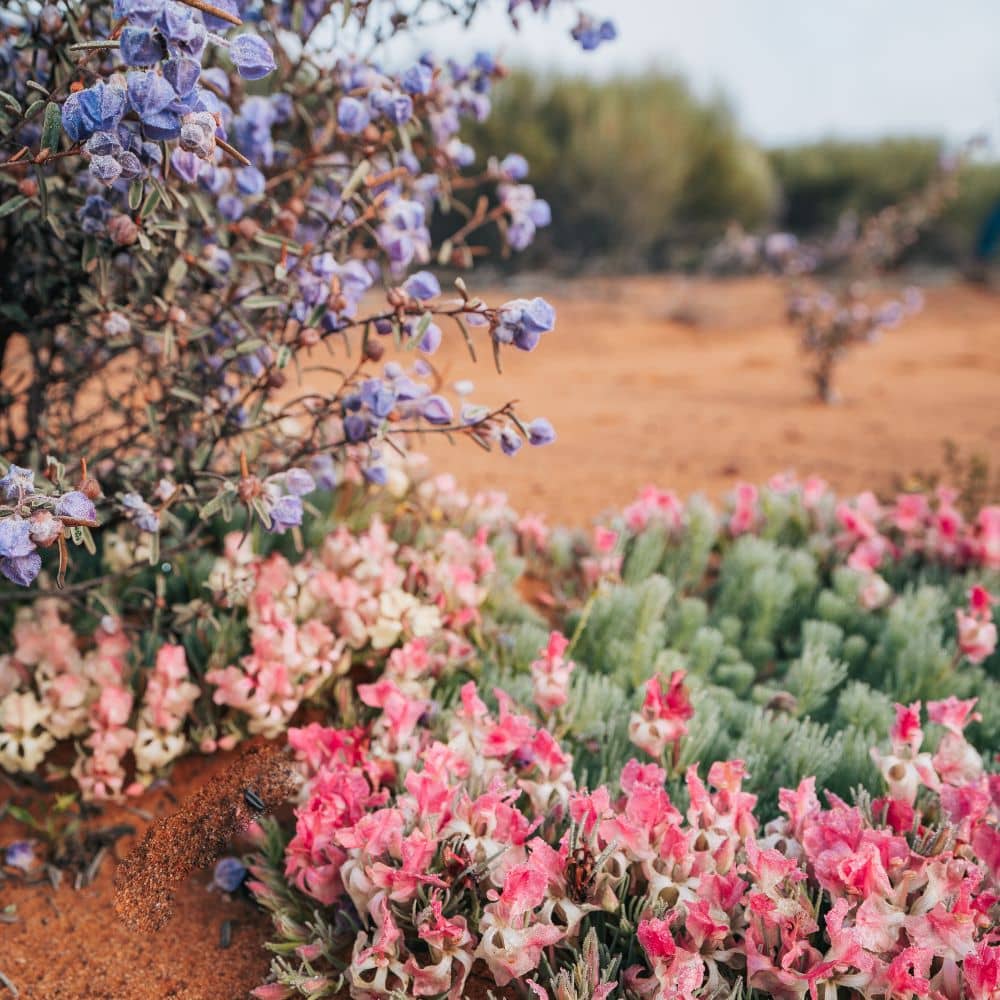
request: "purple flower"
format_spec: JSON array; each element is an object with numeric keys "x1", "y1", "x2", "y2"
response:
[
  {"x1": 122, "y1": 493, "x2": 160, "y2": 533},
  {"x1": 0, "y1": 517, "x2": 40, "y2": 587},
  {"x1": 0, "y1": 517, "x2": 35, "y2": 558},
  {"x1": 499, "y1": 426, "x2": 523, "y2": 456},
  {"x1": 158, "y1": 3, "x2": 207, "y2": 59},
  {"x1": 283, "y1": 468, "x2": 316, "y2": 496},
  {"x1": 529, "y1": 199, "x2": 551, "y2": 227},
  {"x1": 337, "y1": 96, "x2": 370, "y2": 134},
  {"x1": 343, "y1": 413, "x2": 370, "y2": 443},
  {"x1": 114, "y1": 0, "x2": 165, "y2": 24},
  {"x1": 235, "y1": 165, "x2": 265, "y2": 195},
  {"x1": 359, "y1": 379, "x2": 396, "y2": 419},
  {"x1": 495, "y1": 297, "x2": 555, "y2": 351},
  {"x1": 527, "y1": 417, "x2": 556, "y2": 446},
  {"x1": 213, "y1": 856, "x2": 247, "y2": 892},
  {"x1": 401, "y1": 63, "x2": 433, "y2": 95},
  {"x1": 217, "y1": 193, "x2": 244, "y2": 221},
  {"x1": 0, "y1": 464, "x2": 35, "y2": 500},
  {"x1": 499, "y1": 153, "x2": 529, "y2": 181},
  {"x1": 417, "y1": 322, "x2": 442, "y2": 354},
  {"x1": 310, "y1": 454, "x2": 337, "y2": 491},
  {"x1": 229, "y1": 34, "x2": 277, "y2": 81},
  {"x1": 163, "y1": 56, "x2": 201, "y2": 97},
  {"x1": 4, "y1": 841, "x2": 35, "y2": 873},
  {"x1": 267, "y1": 494, "x2": 303, "y2": 533},
  {"x1": 402, "y1": 271, "x2": 440, "y2": 300},
  {"x1": 89, "y1": 155, "x2": 123, "y2": 186},
  {"x1": 55, "y1": 491, "x2": 98, "y2": 523},
  {"x1": 170, "y1": 148, "x2": 202, "y2": 183},
  {"x1": 127, "y1": 70, "x2": 180, "y2": 137},
  {"x1": 422, "y1": 395, "x2": 453, "y2": 425},
  {"x1": 119, "y1": 26, "x2": 164, "y2": 66},
  {"x1": 61, "y1": 82, "x2": 127, "y2": 142}
]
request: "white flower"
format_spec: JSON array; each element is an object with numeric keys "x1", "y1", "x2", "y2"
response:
[
  {"x1": 0, "y1": 691, "x2": 56, "y2": 773},
  {"x1": 133, "y1": 726, "x2": 188, "y2": 773}
]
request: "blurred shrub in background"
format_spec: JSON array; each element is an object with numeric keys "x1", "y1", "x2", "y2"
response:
[
  {"x1": 465, "y1": 72, "x2": 1000, "y2": 270},
  {"x1": 464, "y1": 71, "x2": 779, "y2": 270}
]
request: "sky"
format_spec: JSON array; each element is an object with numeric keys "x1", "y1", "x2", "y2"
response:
[{"x1": 395, "y1": 0, "x2": 1000, "y2": 149}]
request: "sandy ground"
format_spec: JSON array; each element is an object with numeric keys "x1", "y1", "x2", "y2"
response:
[
  {"x1": 414, "y1": 274, "x2": 1000, "y2": 520},
  {"x1": 1, "y1": 275, "x2": 998, "y2": 1000}
]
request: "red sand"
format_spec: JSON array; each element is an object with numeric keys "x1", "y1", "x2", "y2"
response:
[{"x1": 1, "y1": 275, "x2": 998, "y2": 999}]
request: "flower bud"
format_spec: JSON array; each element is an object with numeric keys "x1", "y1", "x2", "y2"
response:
[
  {"x1": 179, "y1": 111, "x2": 218, "y2": 160},
  {"x1": 107, "y1": 214, "x2": 139, "y2": 246}
]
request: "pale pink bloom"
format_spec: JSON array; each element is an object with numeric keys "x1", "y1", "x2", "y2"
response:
[
  {"x1": 729, "y1": 482, "x2": 759, "y2": 536},
  {"x1": 594, "y1": 526, "x2": 618, "y2": 553},
  {"x1": 973, "y1": 506, "x2": 1000, "y2": 569},
  {"x1": 858, "y1": 572, "x2": 892, "y2": 610},
  {"x1": 802, "y1": 475, "x2": 829, "y2": 510},
  {"x1": 847, "y1": 534, "x2": 892, "y2": 572},
  {"x1": 530, "y1": 631, "x2": 575, "y2": 715},
  {"x1": 515, "y1": 513, "x2": 549, "y2": 548},
  {"x1": 892, "y1": 493, "x2": 930, "y2": 533},
  {"x1": 956, "y1": 610, "x2": 997, "y2": 664},
  {"x1": 629, "y1": 671, "x2": 693, "y2": 759},
  {"x1": 624, "y1": 485, "x2": 683, "y2": 533}
]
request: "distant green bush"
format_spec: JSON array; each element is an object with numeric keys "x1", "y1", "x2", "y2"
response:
[
  {"x1": 463, "y1": 72, "x2": 1000, "y2": 269},
  {"x1": 769, "y1": 139, "x2": 1000, "y2": 261},
  {"x1": 464, "y1": 72, "x2": 779, "y2": 269}
]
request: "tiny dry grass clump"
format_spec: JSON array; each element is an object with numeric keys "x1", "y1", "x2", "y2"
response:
[{"x1": 114, "y1": 745, "x2": 296, "y2": 932}]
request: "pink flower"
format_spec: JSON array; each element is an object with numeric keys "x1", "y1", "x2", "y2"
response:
[
  {"x1": 973, "y1": 506, "x2": 1000, "y2": 569},
  {"x1": 729, "y1": 483, "x2": 759, "y2": 536},
  {"x1": 624, "y1": 486, "x2": 683, "y2": 533},
  {"x1": 530, "y1": 631, "x2": 575, "y2": 715},
  {"x1": 964, "y1": 942, "x2": 1000, "y2": 1000},
  {"x1": 516, "y1": 513, "x2": 549, "y2": 548},
  {"x1": 629, "y1": 671, "x2": 693, "y2": 760},
  {"x1": 956, "y1": 611, "x2": 997, "y2": 664},
  {"x1": 634, "y1": 916, "x2": 706, "y2": 1000},
  {"x1": 893, "y1": 493, "x2": 930, "y2": 533}
]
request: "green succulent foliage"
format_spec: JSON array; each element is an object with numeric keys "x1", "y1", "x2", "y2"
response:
[{"x1": 556, "y1": 528, "x2": 999, "y2": 818}]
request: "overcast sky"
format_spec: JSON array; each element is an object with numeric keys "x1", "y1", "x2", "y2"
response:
[{"x1": 397, "y1": 0, "x2": 1000, "y2": 149}]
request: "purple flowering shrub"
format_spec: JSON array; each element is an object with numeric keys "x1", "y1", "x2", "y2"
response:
[
  {"x1": 0, "y1": 0, "x2": 613, "y2": 590},
  {"x1": 709, "y1": 153, "x2": 964, "y2": 402}
]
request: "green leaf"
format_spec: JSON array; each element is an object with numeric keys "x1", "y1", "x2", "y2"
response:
[
  {"x1": 7, "y1": 805, "x2": 38, "y2": 830},
  {"x1": 24, "y1": 99, "x2": 45, "y2": 120},
  {"x1": 241, "y1": 295, "x2": 286, "y2": 310},
  {"x1": 0, "y1": 90, "x2": 22, "y2": 115},
  {"x1": 0, "y1": 194, "x2": 28, "y2": 219},
  {"x1": 253, "y1": 232, "x2": 303, "y2": 254},
  {"x1": 169, "y1": 387, "x2": 203, "y2": 404},
  {"x1": 199, "y1": 493, "x2": 227, "y2": 521},
  {"x1": 41, "y1": 101, "x2": 61, "y2": 152},
  {"x1": 33, "y1": 165, "x2": 48, "y2": 221},
  {"x1": 128, "y1": 179, "x2": 144, "y2": 212}
]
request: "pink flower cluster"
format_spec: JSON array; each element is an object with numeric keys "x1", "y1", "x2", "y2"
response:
[
  {"x1": 262, "y1": 667, "x2": 999, "y2": 1000},
  {"x1": 0, "y1": 601, "x2": 199, "y2": 798},
  {"x1": 204, "y1": 511, "x2": 495, "y2": 739},
  {"x1": 0, "y1": 473, "x2": 506, "y2": 798},
  {"x1": 620, "y1": 476, "x2": 1000, "y2": 576}
]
